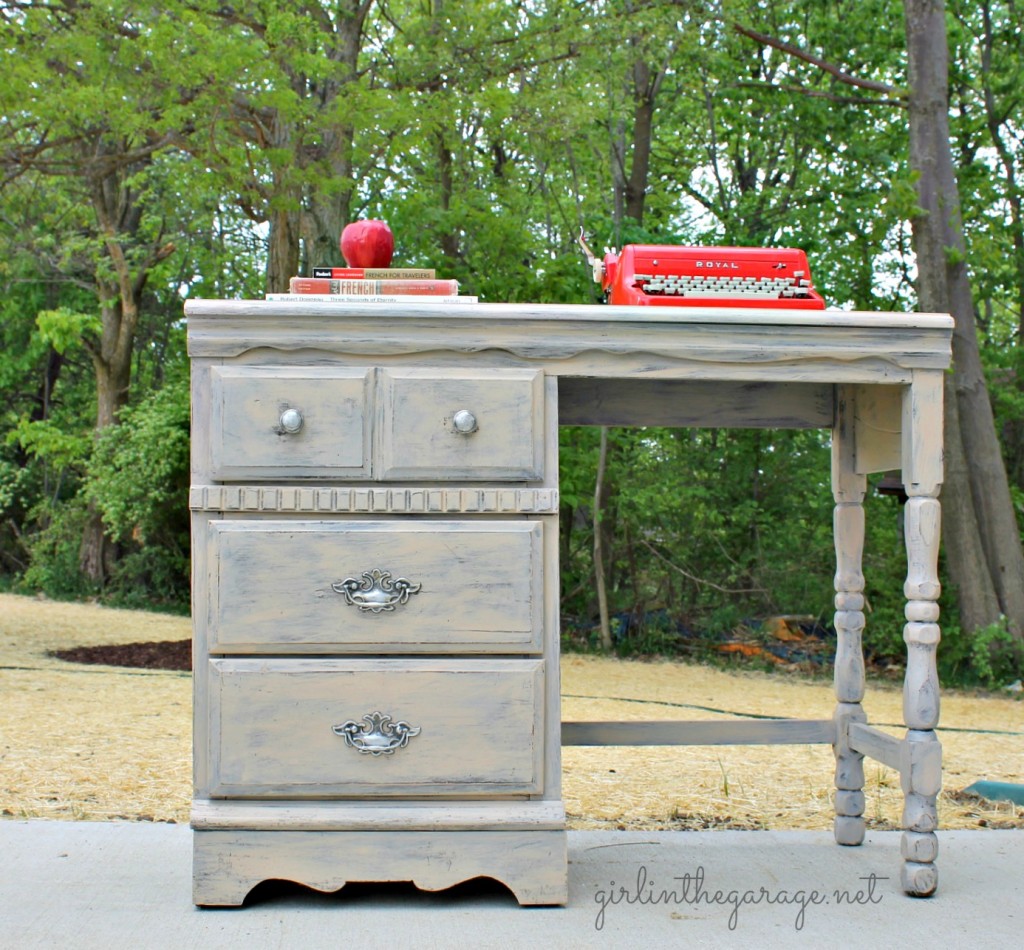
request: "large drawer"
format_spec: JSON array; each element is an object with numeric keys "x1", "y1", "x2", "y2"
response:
[
  {"x1": 205, "y1": 658, "x2": 545, "y2": 797},
  {"x1": 379, "y1": 369, "x2": 545, "y2": 480},
  {"x1": 202, "y1": 519, "x2": 545, "y2": 653},
  {"x1": 209, "y1": 365, "x2": 372, "y2": 480}
]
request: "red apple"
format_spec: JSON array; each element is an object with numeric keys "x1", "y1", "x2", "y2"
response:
[{"x1": 340, "y1": 219, "x2": 395, "y2": 268}]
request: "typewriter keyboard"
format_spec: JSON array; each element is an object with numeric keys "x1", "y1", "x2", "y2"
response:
[{"x1": 633, "y1": 273, "x2": 814, "y2": 299}]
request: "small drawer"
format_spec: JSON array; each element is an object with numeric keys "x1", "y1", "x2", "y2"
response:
[
  {"x1": 379, "y1": 369, "x2": 545, "y2": 480},
  {"x1": 206, "y1": 658, "x2": 545, "y2": 797},
  {"x1": 209, "y1": 366, "x2": 372, "y2": 480},
  {"x1": 203, "y1": 519, "x2": 545, "y2": 653}
]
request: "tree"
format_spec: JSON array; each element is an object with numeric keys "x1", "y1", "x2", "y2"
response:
[
  {"x1": 0, "y1": 2, "x2": 244, "y2": 582},
  {"x1": 1, "y1": 7, "x2": 182, "y2": 580},
  {"x1": 948, "y1": 1, "x2": 1024, "y2": 495},
  {"x1": 730, "y1": 0, "x2": 1024, "y2": 637},
  {"x1": 903, "y1": 0, "x2": 1024, "y2": 635},
  {"x1": 187, "y1": 1, "x2": 381, "y2": 289}
]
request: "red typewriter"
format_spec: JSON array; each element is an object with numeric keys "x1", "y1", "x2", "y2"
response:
[{"x1": 579, "y1": 235, "x2": 826, "y2": 309}]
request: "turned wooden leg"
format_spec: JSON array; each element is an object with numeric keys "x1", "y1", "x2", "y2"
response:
[
  {"x1": 899, "y1": 371, "x2": 943, "y2": 897},
  {"x1": 900, "y1": 494, "x2": 942, "y2": 896},
  {"x1": 832, "y1": 388, "x2": 867, "y2": 846}
]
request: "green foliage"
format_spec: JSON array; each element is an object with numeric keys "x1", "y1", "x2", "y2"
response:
[
  {"x1": 105, "y1": 546, "x2": 191, "y2": 614},
  {"x1": 610, "y1": 612, "x2": 686, "y2": 659},
  {"x1": 18, "y1": 500, "x2": 98, "y2": 601},
  {"x1": 966, "y1": 621, "x2": 1024, "y2": 690},
  {"x1": 0, "y1": 457, "x2": 32, "y2": 518},
  {"x1": 84, "y1": 380, "x2": 190, "y2": 544},
  {"x1": 82, "y1": 378, "x2": 192, "y2": 607},
  {"x1": 35, "y1": 309, "x2": 102, "y2": 355},
  {"x1": 887, "y1": 174, "x2": 925, "y2": 221},
  {"x1": 559, "y1": 425, "x2": 838, "y2": 642},
  {"x1": 940, "y1": 618, "x2": 1024, "y2": 691},
  {"x1": 8, "y1": 419, "x2": 91, "y2": 474},
  {"x1": 0, "y1": 454, "x2": 36, "y2": 576}
]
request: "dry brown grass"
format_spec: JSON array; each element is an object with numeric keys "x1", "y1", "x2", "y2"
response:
[
  {"x1": 560, "y1": 654, "x2": 1024, "y2": 831},
  {"x1": 1, "y1": 594, "x2": 191, "y2": 822},
  {"x1": 2, "y1": 592, "x2": 1022, "y2": 831}
]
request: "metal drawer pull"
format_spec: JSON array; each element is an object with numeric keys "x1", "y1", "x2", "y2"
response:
[
  {"x1": 333, "y1": 711, "x2": 422, "y2": 755},
  {"x1": 452, "y1": 409, "x2": 478, "y2": 434},
  {"x1": 279, "y1": 408, "x2": 304, "y2": 433},
  {"x1": 332, "y1": 568, "x2": 422, "y2": 612}
]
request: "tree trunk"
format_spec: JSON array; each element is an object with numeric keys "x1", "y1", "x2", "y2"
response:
[
  {"x1": 610, "y1": 117, "x2": 627, "y2": 242},
  {"x1": 79, "y1": 307, "x2": 134, "y2": 586},
  {"x1": 437, "y1": 134, "x2": 460, "y2": 265},
  {"x1": 78, "y1": 156, "x2": 173, "y2": 586},
  {"x1": 266, "y1": 203, "x2": 301, "y2": 293},
  {"x1": 624, "y1": 58, "x2": 658, "y2": 223},
  {"x1": 904, "y1": 0, "x2": 1024, "y2": 635},
  {"x1": 307, "y1": 176, "x2": 353, "y2": 269},
  {"x1": 305, "y1": 1, "x2": 367, "y2": 266},
  {"x1": 79, "y1": 297, "x2": 136, "y2": 585},
  {"x1": 978, "y1": 0, "x2": 1024, "y2": 494},
  {"x1": 940, "y1": 371, "x2": 1003, "y2": 632}
]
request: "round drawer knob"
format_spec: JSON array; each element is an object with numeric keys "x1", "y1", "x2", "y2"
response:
[
  {"x1": 279, "y1": 408, "x2": 304, "y2": 433},
  {"x1": 452, "y1": 409, "x2": 478, "y2": 434}
]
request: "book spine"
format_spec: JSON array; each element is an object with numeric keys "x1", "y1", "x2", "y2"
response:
[
  {"x1": 289, "y1": 277, "x2": 458, "y2": 295},
  {"x1": 265, "y1": 294, "x2": 480, "y2": 304},
  {"x1": 311, "y1": 267, "x2": 437, "y2": 279}
]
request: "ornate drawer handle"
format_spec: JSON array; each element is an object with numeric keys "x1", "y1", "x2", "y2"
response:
[
  {"x1": 332, "y1": 569, "x2": 422, "y2": 612},
  {"x1": 452, "y1": 409, "x2": 478, "y2": 434},
  {"x1": 333, "y1": 711, "x2": 421, "y2": 755},
  {"x1": 279, "y1": 408, "x2": 303, "y2": 433}
]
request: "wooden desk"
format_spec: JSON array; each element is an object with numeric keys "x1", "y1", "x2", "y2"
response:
[{"x1": 186, "y1": 300, "x2": 952, "y2": 905}]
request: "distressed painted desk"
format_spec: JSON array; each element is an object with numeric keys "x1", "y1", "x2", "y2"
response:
[{"x1": 185, "y1": 300, "x2": 952, "y2": 905}]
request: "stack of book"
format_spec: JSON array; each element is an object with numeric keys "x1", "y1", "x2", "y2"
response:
[{"x1": 266, "y1": 266, "x2": 479, "y2": 304}]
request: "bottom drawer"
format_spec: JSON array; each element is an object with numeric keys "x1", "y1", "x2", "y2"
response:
[{"x1": 206, "y1": 658, "x2": 545, "y2": 797}]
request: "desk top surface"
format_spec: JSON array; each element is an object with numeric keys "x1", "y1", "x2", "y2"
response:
[
  {"x1": 185, "y1": 300, "x2": 953, "y2": 383},
  {"x1": 185, "y1": 298, "x2": 953, "y2": 330}
]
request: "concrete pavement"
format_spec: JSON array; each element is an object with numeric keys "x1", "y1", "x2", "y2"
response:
[{"x1": 1, "y1": 821, "x2": 1020, "y2": 948}]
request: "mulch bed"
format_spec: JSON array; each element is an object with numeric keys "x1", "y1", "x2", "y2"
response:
[
  {"x1": 39, "y1": 628, "x2": 865, "y2": 677},
  {"x1": 49, "y1": 640, "x2": 191, "y2": 672},
  {"x1": 46, "y1": 614, "x2": 837, "y2": 678}
]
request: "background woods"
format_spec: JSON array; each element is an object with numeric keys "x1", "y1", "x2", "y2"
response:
[{"x1": 1, "y1": 0, "x2": 1022, "y2": 687}]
